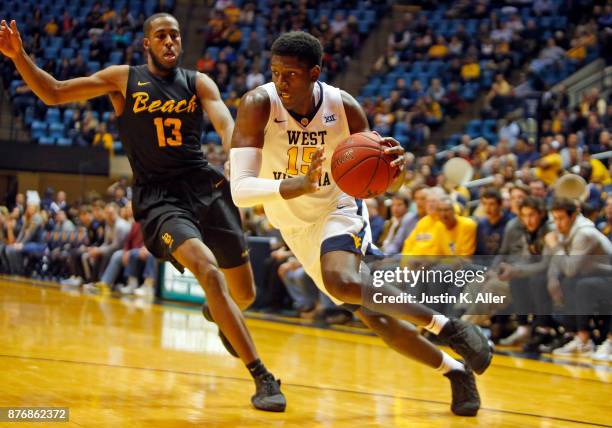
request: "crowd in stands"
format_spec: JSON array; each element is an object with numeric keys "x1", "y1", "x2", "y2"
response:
[
  {"x1": 361, "y1": 0, "x2": 607, "y2": 151},
  {"x1": 0, "y1": 181, "x2": 156, "y2": 298},
  {"x1": 195, "y1": 0, "x2": 387, "y2": 142},
  {"x1": 1, "y1": 1, "x2": 611, "y2": 360},
  {"x1": 0, "y1": 0, "x2": 175, "y2": 152}
]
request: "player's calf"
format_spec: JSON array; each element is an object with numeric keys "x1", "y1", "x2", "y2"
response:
[{"x1": 321, "y1": 267, "x2": 363, "y2": 304}]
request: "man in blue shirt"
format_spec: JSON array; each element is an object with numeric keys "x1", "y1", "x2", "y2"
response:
[
  {"x1": 365, "y1": 198, "x2": 385, "y2": 245},
  {"x1": 475, "y1": 188, "x2": 513, "y2": 255}
]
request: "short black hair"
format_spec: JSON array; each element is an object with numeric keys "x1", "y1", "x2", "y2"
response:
[
  {"x1": 271, "y1": 31, "x2": 323, "y2": 68},
  {"x1": 144, "y1": 13, "x2": 178, "y2": 37},
  {"x1": 520, "y1": 196, "x2": 545, "y2": 213},
  {"x1": 392, "y1": 193, "x2": 411, "y2": 207},
  {"x1": 480, "y1": 187, "x2": 502, "y2": 204},
  {"x1": 551, "y1": 197, "x2": 579, "y2": 216}
]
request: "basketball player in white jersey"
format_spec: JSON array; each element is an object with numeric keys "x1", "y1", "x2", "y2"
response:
[{"x1": 230, "y1": 32, "x2": 492, "y2": 416}]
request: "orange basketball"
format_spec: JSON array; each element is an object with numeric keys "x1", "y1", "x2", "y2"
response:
[{"x1": 331, "y1": 131, "x2": 400, "y2": 199}]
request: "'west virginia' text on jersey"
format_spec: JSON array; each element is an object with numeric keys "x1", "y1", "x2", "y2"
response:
[{"x1": 259, "y1": 81, "x2": 351, "y2": 228}]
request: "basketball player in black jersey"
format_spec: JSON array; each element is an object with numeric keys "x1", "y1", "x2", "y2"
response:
[{"x1": 0, "y1": 14, "x2": 285, "y2": 412}]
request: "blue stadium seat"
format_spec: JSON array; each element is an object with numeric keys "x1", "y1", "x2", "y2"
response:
[
  {"x1": 466, "y1": 119, "x2": 482, "y2": 138},
  {"x1": 363, "y1": 10, "x2": 375, "y2": 22},
  {"x1": 357, "y1": 21, "x2": 369, "y2": 34},
  {"x1": 24, "y1": 107, "x2": 35, "y2": 126},
  {"x1": 379, "y1": 84, "x2": 394, "y2": 98},
  {"x1": 48, "y1": 37, "x2": 63, "y2": 49},
  {"x1": 462, "y1": 83, "x2": 478, "y2": 102},
  {"x1": 31, "y1": 121, "x2": 47, "y2": 140},
  {"x1": 9, "y1": 79, "x2": 23, "y2": 96},
  {"x1": 39, "y1": 136, "x2": 55, "y2": 145},
  {"x1": 46, "y1": 108, "x2": 61, "y2": 124},
  {"x1": 87, "y1": 61, "x2": 101, "y2": 73},
  {"x1": 554, "y1": 16, "x2": 567, "y2": 29},
  {"x1": 44, "y1": 47, "x2": 59, "y2": 61},
  {"x1": 61, "y1": 48, "x2": 75, "y2": 60},
  {"x1": 482, "y1": 119, "x2": 497, "y2": 143},
  {"x1": 63, "y1": 109, "x2": 74, "y2": 126},
  {"x1": 56, "y1": 137, "x2": 73, "y2": 146},
  {"x1": 49, "y1": 122, "x2": 65, "y2": 139},
  {"x1": 205, "y1": 131, "x2": 221, "y2": 145}
]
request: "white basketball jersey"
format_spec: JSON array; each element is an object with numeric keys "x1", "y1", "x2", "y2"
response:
[{"x1": 259, "y1": 81, "x2": 351, "y2": 229}]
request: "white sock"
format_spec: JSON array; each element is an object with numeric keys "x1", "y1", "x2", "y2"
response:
[
  {"x1": 424, "y1": 314, "x2": 449, "y2": 335},
  {"x1": 437, "y1": 351, "x2": 465, "y2": 374},
  {"x1": 127, "y1": 277, "x2": 138, "y2": 287}
]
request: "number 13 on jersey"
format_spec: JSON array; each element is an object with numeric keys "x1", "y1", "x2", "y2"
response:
[
  {"x1": 154, "y1": 117, "x2": 183, "y2": 147},
  {"x1": 286, "y1": 146, "x2": 318, "y2": 175}
]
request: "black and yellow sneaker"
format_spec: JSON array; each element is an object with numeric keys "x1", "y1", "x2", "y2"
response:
[
  {"x1": 439, "y1": 319, "x2": 493, "y2": 374},
  {"x1": 252, "y1": 373, "x2": 286, "y2": 412},
  {"x1": 444, "y1": 368, "x2": 480, "y2": 416},
  {"x1": 201, "y1": 303, "x2": 238, "y2": 358}
]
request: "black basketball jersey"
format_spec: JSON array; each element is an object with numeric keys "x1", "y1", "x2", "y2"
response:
[{"x1": 117, "y1": 65, "x2": 207, "y2": 184}]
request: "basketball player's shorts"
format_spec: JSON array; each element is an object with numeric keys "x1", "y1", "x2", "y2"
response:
[
  {"x1": 278, "y1": 195, "x2": 382, "y2": 304},
  {"x1": 132, "y1": 165, "x2": 249, "y2": 270}
]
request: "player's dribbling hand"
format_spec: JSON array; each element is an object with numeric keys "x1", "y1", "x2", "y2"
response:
[
  {"x1": 380, "y1": 136, "x2": 407, "y2": 170},
  {"x1": 0, "y1": 20, "x2": 23, "y2": 59},
  {"x1": 302, "y1": 147, "x2": 325, "y2": 194}
]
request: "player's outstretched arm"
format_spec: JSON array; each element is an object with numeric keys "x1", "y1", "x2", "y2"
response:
[
  {"x1": 0, "y1": 20, "x2": 126, "y2": 105},
  {"x1": 196, "y1": 72, "x2": 233, "y2": 154},
  {"x1": 229, "y1": 88, "x2": 321, "y2": 207}
]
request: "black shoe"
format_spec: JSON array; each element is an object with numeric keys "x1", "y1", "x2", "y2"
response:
[
  {"x1": 538, "y1": 334, "x2": 572, "y2": 354},
  {"x1": 445, "y1": 368, "x2": 480, "y2": 416},
  {"x1": 202, "y1": 303, "x2": 239, "y2": 358},
  {"x1": 252, "y1": 373, "x2": 286, "y2": 412},
  {"x1": 523, "y1": 332, "x2": 552, "y2": 353},
  {"x1": 439, "y1": 319, "x2": 493, "y2": 375}
]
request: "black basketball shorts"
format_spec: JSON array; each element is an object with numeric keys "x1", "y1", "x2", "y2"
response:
[{"x1": 132, "y1": 165, "x2": 249, "y2": 269}]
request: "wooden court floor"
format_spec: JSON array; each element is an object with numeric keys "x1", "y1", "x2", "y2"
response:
[{"x1": 0, "y1": 279, "x2": 610, "y2": 428}]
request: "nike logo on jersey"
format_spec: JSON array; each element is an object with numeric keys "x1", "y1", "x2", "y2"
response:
[
  {"x1": 274, "y1": 118, "x2": 287, "y2": 123},
  {"x1": 214, "y1": 179, "x2": 224, "y2": 188},
  {"x1": 137, "y1": 81, "x2": 151, "y2": 86}
]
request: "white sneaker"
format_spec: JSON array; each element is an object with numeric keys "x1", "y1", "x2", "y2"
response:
[
  {"x1": 61, "y1": 276, "x2": 82, "y2": 287},
  {"x1": 119, "y1": 283, "x2": 138, "y2": 295},
  {"x1": 591, "y1": 338, "x2": 612, "y2": 362},
  {"x1": 134, "y1": 285, "x2": 153, "y2": 297},
  {"x1": 552, "y1": 336, "x2": 595, "y2": 356},
  {"x1": 499, "y1": 327, "x2": 530, "y2": 346}
]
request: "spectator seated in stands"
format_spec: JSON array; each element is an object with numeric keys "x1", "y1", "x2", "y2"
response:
[
  {"x1": 380, "y1": 193, "x2": 418, "y2": 256},
  {"x1": 365, "y1": 198, "x2": 385, "y2": 246},
  {"x1": 546, "y1": 198, "x2": 612, "y2": 356},
  {"x1": 1, "y1": 196, "x2": 44, "y2": 276},
  {"x1": 496, "y1": 196, "x2": 555, "y2": 350},
  {"x1": 82, "y1": 203, "x2": 131, "y2": 289},
  {"x1": 475, "y1": 188, "x2": 513, "y2": 256},
  {"x1": 278, "y1": 256, "x2": 345, "y2": 323}
]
